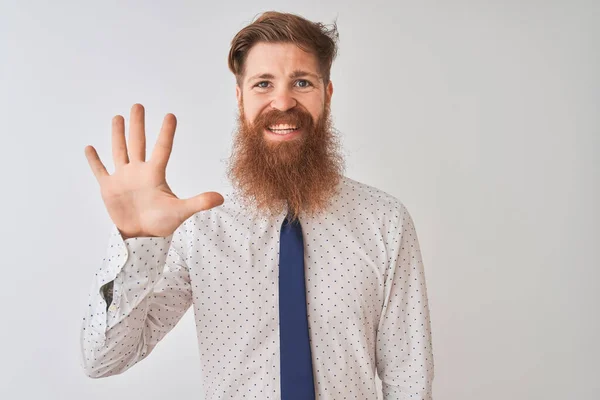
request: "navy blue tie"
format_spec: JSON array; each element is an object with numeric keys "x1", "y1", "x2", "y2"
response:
[{"x1": 279, "y1": 214, "x2": 316, "y2": 399}]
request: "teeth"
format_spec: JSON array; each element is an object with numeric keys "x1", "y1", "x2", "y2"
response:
[
  {"x1": 269, "y1": 128, "x2": 296, "y2": 135},
  {"x1": 268, "y1": 124, "x2": 297, "y2": 130}
]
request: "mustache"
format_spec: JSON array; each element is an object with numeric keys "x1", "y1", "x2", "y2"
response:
[{"x1": 252, "y1": 107, "x2": 315, "y2": 130}]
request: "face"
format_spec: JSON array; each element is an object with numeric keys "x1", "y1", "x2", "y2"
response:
[
  {"x1": 226, "y1": 41, "x2": 345, "y2": 223},
  {"x1": 236, "y1": 42, "x2": 333, "y2": 143}
]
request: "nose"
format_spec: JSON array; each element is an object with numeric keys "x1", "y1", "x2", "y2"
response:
[{"x1": 270, "y1": 89, "x2": 297, "y2": 112}]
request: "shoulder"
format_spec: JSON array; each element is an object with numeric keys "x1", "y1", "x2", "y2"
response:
[{"x1": 338, "y1": 175, "x2": 409, "y2": 218}]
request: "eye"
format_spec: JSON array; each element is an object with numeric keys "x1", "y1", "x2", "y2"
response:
[
  {"x1": 295, "y1": 79, "x2": 313, "y2": 88},
  {"x1": 253, "y1": 81, "x2": 270, "y2": 89}
]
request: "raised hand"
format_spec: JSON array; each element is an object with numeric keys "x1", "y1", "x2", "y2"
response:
[{"x1": 84, "y1": 103, "x2": 224, "y2": 239}]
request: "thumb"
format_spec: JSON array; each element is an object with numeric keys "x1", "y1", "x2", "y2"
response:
[{"x1": 181, "y1": 191, "x2": 225, "y2": 218}]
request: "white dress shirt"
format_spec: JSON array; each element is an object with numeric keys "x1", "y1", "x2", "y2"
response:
[{"x1": 80, "y1": 175, "x2": 434, "y2": 399}]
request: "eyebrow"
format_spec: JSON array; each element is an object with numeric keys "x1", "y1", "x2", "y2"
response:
[{"x1": 246, "y1": 70, "x2": 322, "y2": 83}]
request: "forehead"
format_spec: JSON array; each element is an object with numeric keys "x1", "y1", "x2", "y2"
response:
[{"x1": 244, "y1": 42, "x2": 320, "y2": 80}]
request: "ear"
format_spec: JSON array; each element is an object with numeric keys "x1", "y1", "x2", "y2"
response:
[
  {"x1": 236, "y1": 85, "x2": 242, "y2": 109},
  {"x1": 326, "y1": 80, "x2": 333, "y2": 101}
]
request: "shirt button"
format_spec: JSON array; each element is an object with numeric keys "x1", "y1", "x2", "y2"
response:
[{"x1": 108, "y1": 304, "x2": 117, "y2": 312}]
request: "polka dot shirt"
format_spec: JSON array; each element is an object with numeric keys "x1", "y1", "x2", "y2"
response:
[{"x1": 80, "y1": 175, "x2": 434, "y2": 399}]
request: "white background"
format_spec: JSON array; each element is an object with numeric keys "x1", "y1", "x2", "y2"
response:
[{"x1": 0, "y1": 1, "x2": 598, "y2": 399}]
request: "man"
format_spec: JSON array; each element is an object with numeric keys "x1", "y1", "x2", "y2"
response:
[{"x1": 81, "y1": 11, "x2": 434, "y2": 400}]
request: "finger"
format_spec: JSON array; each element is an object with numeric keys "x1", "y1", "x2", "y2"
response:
[
  {"x1": 150, "y1": 113, "x2": 177, "y2": 170},
  {"x1": 180, "y1": 192, "x2": 225, "y2": 219},
  {"x1": 111, "y1": 115, "x2": 129, "y2": 167},
  {"x1": 128, "y1": 103, "x2": 146, "y2": 162},
  {"x1": 84, "y1": 145, "x2": 109, "y2": 183}
]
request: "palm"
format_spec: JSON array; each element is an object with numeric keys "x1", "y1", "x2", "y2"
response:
[{"x1": 84, "y1": 103, "x2": 224, "y2": 239}]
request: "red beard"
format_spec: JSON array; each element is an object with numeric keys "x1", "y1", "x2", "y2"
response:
[{"x1": 226, "y1": 100, "x2": 345, "y2": 223}]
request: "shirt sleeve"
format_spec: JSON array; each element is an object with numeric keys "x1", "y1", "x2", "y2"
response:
[
  {"x1": 79, "y1": 221, "x2": 193, "y2": 378},
  {"x1": 376, "y1": 203, "x2": 435, "y2": 399}
]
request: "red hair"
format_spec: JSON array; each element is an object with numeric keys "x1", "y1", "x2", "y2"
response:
[{"x1": 228, "y1": 11, "x2": 339, "y2": 86}]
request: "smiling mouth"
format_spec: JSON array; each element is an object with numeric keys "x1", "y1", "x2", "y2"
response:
[
  {"x1": 267, "y1": 124, "x2": 300, "y2": 135},
  {"x1": 267, "y1": 128, "x2": 299, "y2": 135}
]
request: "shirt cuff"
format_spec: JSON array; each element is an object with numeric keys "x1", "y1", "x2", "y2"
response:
[{"x1": 88, "y1": 224, "x2": 174, "y2": 338}]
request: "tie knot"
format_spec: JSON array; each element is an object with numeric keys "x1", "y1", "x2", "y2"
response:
[{"x1": 284, "y1": 213, "x2": 300, "y2": 226}]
